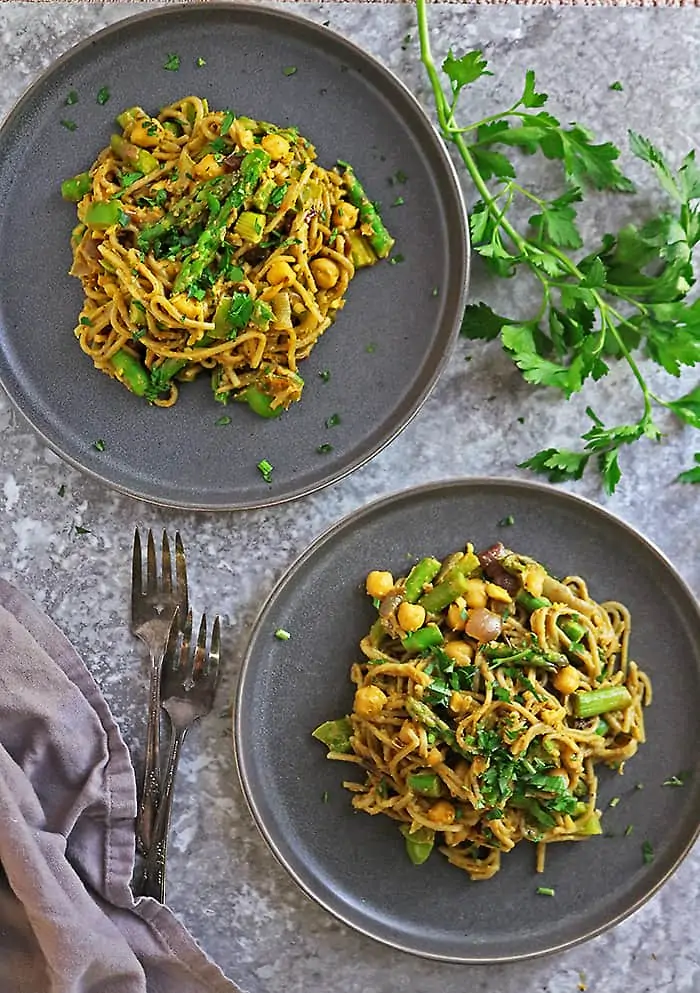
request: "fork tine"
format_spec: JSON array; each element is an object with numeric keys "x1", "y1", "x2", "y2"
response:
[
  {"x1": 209, "y1": 616, "x2": 222, "y2": 673},
  {"x1": 161, "y1": 531, "x2": 173, "y2": 595},
  {"x1": 174, "y1": 532, "x2": 189, "y2": 615},
  {"x1": 192, "y1": 614, "x2": 209, "y2": 678},
  {"x1": 131, "y1": 528, "x2": 143, "y2": 604},
  {"x1": 146, "y1": 528, "x2": 158, "y2": 594},
  {"x1": 163, "y1": 605, "x2": 181, "y2": 664},
  {"x1": 178, "y1": 608, "x2": 193, "y2": 671}
]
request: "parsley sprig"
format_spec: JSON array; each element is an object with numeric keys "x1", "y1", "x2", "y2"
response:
[{"x1": 416, "y1": 0, "x2": 700, "y2": 492}]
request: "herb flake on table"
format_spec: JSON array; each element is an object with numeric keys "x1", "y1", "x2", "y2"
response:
[
  {"x1": 536, "y1": 886, "x2": 555, "y2": 897},
  {"x1": 415, "y1": 0, "x2": 700, "y2": 492},
  {"x1": 65, "y1": 90, "x2": 78, "y2": 106},
  {"x1": 163, "y1": 52, "x2": 181, "y2": 71},
  {"x1": 196, "y1": 57, "x2": 207, "y2": 67},
  {"x1": 325, "y1": 413, "x2": 341, "y2": 428},
  {"x1": 60, "y1": 119, "x2": 77, "y2": 131},
  {"x1": 610, "y1": 80, "x2": 624, "y2": 91},
  {"x1": 641, "y1": 840, "x2": 654, "y2": 864},
  {"x1": 662, "y1": 772, "x2": 687, "y2": 787},
  {"x1": 274, "y1": 628, "x2": 291, "y2": 641},
  {"x1": 96, "y1": 86, "x2": 110, "y2": 105},
  {"x1": 93, "y1": 439, "x2": 105, "y2": 452},
  {"x1": 257, "y1": 458, "x2": 274, "y2": 483},
  {"x1": 282, "y1": 66, "x2": 297, "y2": 76},
  {"x1": 317, "y1": 443, "x2": 333, "y2": 454}
]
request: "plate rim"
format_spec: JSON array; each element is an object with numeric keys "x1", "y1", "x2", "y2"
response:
[
  {"x1": 233, "y1": 475, "x2": 700, "y2": 963},
  {"x1": 0, "y1": 1, "x2": 470, "y2": 512}
]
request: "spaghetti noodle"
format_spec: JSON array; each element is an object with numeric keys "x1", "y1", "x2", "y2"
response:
[
  {"x1": 62, "y1": 97, "x2": 394, "y2": 413},
  {"x1": 313, "y1": 541, "x2": 651, "y2": 880}
]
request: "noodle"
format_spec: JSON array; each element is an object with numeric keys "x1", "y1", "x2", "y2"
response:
[
  {"x1": 312, "y1": 541, "x2": 651, "y2": 881},
  {"x1": 64, "y1": 97, "x2": 394, "y2": 412}
]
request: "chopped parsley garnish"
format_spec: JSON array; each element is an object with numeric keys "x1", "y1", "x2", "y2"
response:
[
  {"x1": 366, "y1": 342, "x2": 377, "y2": 354},
  {"x1": 79, "y1": 316, "x2": 92, "y2": 326},
  {"x1": 641, "y1": 840, "x2": 654, "y2": 864},
  {"x1": 624, "y1": 824, "x2": 634, "y2": 836},
  {"x1": 215, "y1": 415, "x2": 231, "y2": 426},
  {"x1": 196, "y1": 57, "x2": 207, "y2": 67},
  {"x1": 220, "y1": 110, "x2": 235, "y2": 134},
  {"x1": 74, "y1": 525, "x2": 91, "y2": 535},
  {"x1": 391, "y1": 196, "x2": 405, "y2": 207},
  {"x1": 96, "y1": 86, "x2": 110, "y2": 105},
  {"x1": 257, "y1": 458, "x2": 274, "y2": 482},
  {"x1": 57, "y1": 484, "x2": 66, "y2": 498},
  {"x1": 609, "y1": 80, "x2": 624, "y2": 91},
  {"x1": 274, "y1": 628, "x2": 291, "y2": 641},
  {"x1": 282, "y1": 65, "x2": 297, "y2": 77},
  {"x1": 393, "y1": 169, "x2": 408, "y2": 184},
  {"x1": 317, "y1": 443, "x2": 334, "y2": 454},
  {"x1": 65, "y1": 90, "x2": 78, "y2": 106},
  {"x1": 498, "y1": 515, "x2": 515, "y2": 526},
  {"x1": 120, "y1": 171, "x2": 143, "y2": 189},
  {"x1": 318, "y1": 369, "x2": 331, "y2": 383},
  {"x1": 321, "y1": 790, "x2": 329, "y2": 802},
  {"x1": 60, "y1": 119, "x2": 77, "y2": 131},
  {"x1": 431, "y1": 286, "x2": 439, "y2": 297},
  {"x1": 268, "y1": 183, "x2": 288, "y2": 210},
  {"x1": 388, "y1": 253, "x2": 405, "y2": 265},
  {"x1": 325, "y1": 413, "x2": 341, "y2": 428},
  {"x1": 93, "y1": 439, "x2": 105, "y2": 452},
  {"x1": 163, "y1": 52, "x2": 181, "y2": 71},
  {"x1": 662, "y1": 772, "x2": 687, "y2": 787},
  {"x1": 608, "y1": 796, "x2": 620, "y2": 808}
]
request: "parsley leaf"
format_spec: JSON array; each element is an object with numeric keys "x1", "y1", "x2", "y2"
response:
[
  {"x1": 678, "y1": 453, "x2": 700, "y2": 484},
  {"x1": 163, "y1": 52, "x2": 181, "y2": 71}
]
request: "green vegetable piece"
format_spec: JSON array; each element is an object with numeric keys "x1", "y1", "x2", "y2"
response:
[
  {"x1": 253, "y1": 179, "x2": 277, "y2": 212},
  {"x1": 405, "y1": 697, "x2": 452, "y2": 734},
  {"x1": 574, "y1": 811, "x2": 602, "y2": 836},
  {"x1": 516, "y1": 590, "x2": 551, "y2": 612},
  {"x1": 85, "y1": 200, "x2": 123, "y2": 229},
  {"x1": 594, "y1": 719, "x2": 609, "y2": 736},
  {"x1": 337, "y1": 161, "x2": 395, "y2": 259},
  {"x1": 109, "y1": 134, "x2": 158, "y2": 174},
  {"x1": 116, "y1": 106, "x2": 145, "y2": 128},
  {"x1": 274, "y1": 628, "x2": 291, "y2": 641},
  {"x1": 96, "y1": 86, "x2": 110, "y2": 106},
  {"x1": 61, "y1": 171, "x2": 92, "y2": 202},
  {"x1": 312, "y1": 717, "x2": 353, "y2": 753},
  {"x1": 137, "y1": 173, "x2": 235, "y2": 249},
  {"x1": 212, "y1": 292, "x2": 254, "y2": 339},
  {"x1": 536, "y1": 886, "x2": 556, "y2": 897},
  {"x1": 404, "y1": 557, "x2": 442, "y2": 603},
  {"x1": 418, "y1": 574, "x2": 470, "y2": 614},
  {"x1": 400, "y1": 825, "x2": 435, "y2": 865},
  {"x1": 401, "y1": 623, "x2": 444, "y2": 653},
  {"x1": 573, "y1": 686, "x2": 633, "y2": 718},
  {"x1": 237, "y1": 386, "x2": 284, "y2": 419},
  {"x1": 234, "y1": 210, "x2": 266, "y2": 244},
  {"x1": 346, "y1": 231, "x2": 377, "y2": 268},
  {"x1": 560, "y1": 619, "x2": 587, "y2": 642},
  {"x1": 110, "y1": 350, "x2": 150, "y2": 396},
  {"x1": 407, "y1": 772, "x2": 442, "y2": 797}
]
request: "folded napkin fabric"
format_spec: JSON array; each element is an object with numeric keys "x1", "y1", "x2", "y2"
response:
[{"x1": 0, "y1": 578, "x2": 241, "y2": 993}]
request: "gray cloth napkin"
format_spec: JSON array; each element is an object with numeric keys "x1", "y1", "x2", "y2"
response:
[{"x1": 0, "y1": 578, "x2": 242, "y2": 993}]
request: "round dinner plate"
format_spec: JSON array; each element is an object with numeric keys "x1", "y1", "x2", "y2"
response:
[
  {"x1": 235, "y1": 478, "x2": 700, "y2": 963},
  {"x1": 0, "y1": 4, "x2": 468, "y2": 510}
]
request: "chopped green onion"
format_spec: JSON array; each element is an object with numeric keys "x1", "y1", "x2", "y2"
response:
[{"x1": 257, "y1": 458, "x2": 274, "y2": 483}]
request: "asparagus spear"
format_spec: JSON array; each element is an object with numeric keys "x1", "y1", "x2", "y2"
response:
[
  {"x1": 337, "y1": 161, "x2": 395, "y2": 259},
  {"x1": 173, "y1": 149, "x2": 270, "y2": 293},
  {"x1": 137, "y1": 173, "x2": 236, "y2": 249}
]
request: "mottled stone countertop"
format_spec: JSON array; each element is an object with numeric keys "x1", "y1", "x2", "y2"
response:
[{"x1": 1, "y1": 3, "x2": 699, "y2": 992}]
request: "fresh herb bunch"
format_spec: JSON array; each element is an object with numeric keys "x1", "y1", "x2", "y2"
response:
[{"x1": 416, "y1": 0, "x2": 700, "y2": 492}]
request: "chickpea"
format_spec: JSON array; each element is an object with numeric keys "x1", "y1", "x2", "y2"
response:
[
  {"x1": 261, "y1": 133, "x2": 291, "y2": 160},
  {"x1": 427, "y1": 800, "x2": 456, "y2": 824},
  {"x1": 397, "y1": 601, "x2": 426, "y2": 633},
  {"x1": 453, "y1": 760, "x2": 470, "y2": 781},
  {"x1": 443, "y1": 640, "x2": 474, "y2": 667},
  {"x1": 446, "y1": 597, "x2": 467, "y2": 631},
  {"x1": 194, "y1": 153, "x2": 225, "y2": 180},
  {"x1": 332, "y1": 200, "x2": 359, "y2": 230},
  {"x1": 266, "y1": 260, "x2": 295, "y2": 286},
  {"x1": 553, "y1": 665, "x2": 580, "y2": 696},
  {"x1": 353, "y1": 685, "x2": 387, "y2": 720},
  {"x1": 365, "y1": 570, "x2": 394, "y2": 599},
  {"x1": 524, "y1": 565, "x2": 546, "y2": 598},
  {"x1": 464, "y1": 579, "x2": 488, "y2": 609},
  {"x1": 130, "y1": 120, "x2": 161, "y2": 148},
  {"x1": 310, "y1": 258, "x2": 340, "y2": 290},
  {"x1": 170, "y1": 293, "x2": 201, "y2": 320},
  {"x1": 485, "y1": 582, "x2": 512, "y2": 604}
]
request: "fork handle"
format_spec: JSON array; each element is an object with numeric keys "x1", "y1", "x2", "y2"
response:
[
  {"x1": 137, "y1": 723, "x2": 188, "y2": 902},
  {"x1": 136, "y1": 650, "x2": 164, "y2": 856}
]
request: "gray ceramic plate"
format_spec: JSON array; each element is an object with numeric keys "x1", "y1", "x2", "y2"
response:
[
  {"x1": 0, "y1": 4, "x2": 467, "y2": 511},
  {"x1": 235, "y1": 478, "x2": 700, "y2": 963}
]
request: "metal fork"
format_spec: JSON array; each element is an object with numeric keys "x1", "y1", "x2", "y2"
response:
[
  {"x1": 131, "y1": 528, "x2": 189, "y2": 855},
  {"x1": 137, "y1": 607, "x2": 222, "y2": 902}
]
